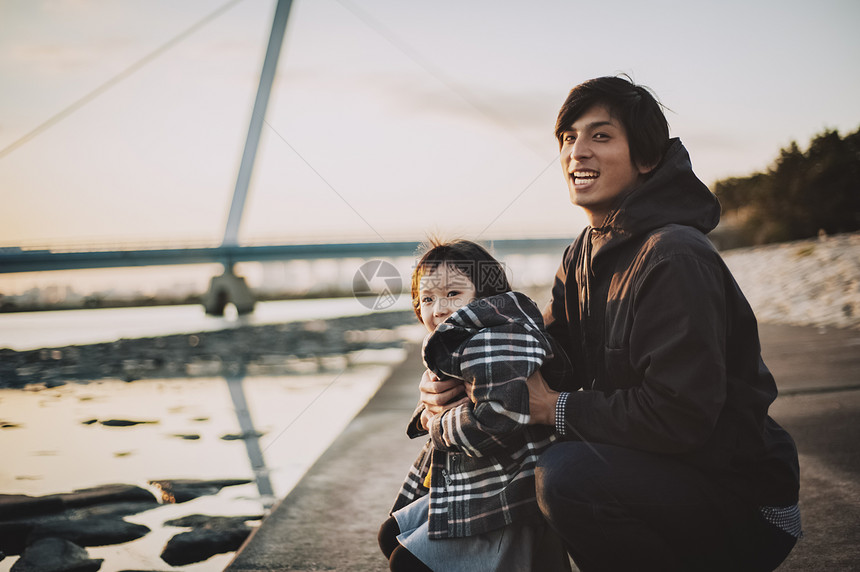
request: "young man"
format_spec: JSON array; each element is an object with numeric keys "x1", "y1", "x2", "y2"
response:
[{"x1": 419, "y1": 76, "x2": 801, "y2": 571}]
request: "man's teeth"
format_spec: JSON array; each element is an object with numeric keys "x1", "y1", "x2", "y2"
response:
[{"x1": 573, "y1": 171, "x2": 599, "y2": 183}]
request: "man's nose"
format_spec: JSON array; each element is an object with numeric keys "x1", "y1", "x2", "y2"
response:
[{"x1": 571, "y1": 137, "x2": 591, "y2": 160}]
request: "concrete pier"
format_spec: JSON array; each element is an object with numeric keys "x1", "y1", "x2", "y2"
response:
[{"x1": 227, "y1": 323, "x2": 860, "y2": 571}]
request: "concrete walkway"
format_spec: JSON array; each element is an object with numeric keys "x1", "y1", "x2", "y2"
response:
[{"x1": 226, "y1": 323, "x2": 860, "y2": 571}]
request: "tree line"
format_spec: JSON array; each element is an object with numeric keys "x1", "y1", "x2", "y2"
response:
[{"x1": 713, "y1": 125, "x2": 860, "y2": 246}]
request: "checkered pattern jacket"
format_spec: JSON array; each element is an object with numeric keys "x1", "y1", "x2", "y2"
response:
[{"x1": 391, "y1": 291, "x2": 573, "y2": 539}]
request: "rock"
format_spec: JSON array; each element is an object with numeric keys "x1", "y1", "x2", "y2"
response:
[
  {"x1": 0, "y1": 492, "x2": 157, "y2": 556},
  {"x1": 0, "y1": 522, "x2": 34, "y2": 555},
  {"x1": 59, "y1": 484, "x2": 157, "y2": 508},
  {"x1": 65, "y1": 501, "x2": 158, "y2": 521},
  {"x1": 148, "y1": 479, "x2": 251, "y2": 503},
  {"x1": 0, "y1": 493, "x2": 64, "y2": 520},
  {"x1": 220, "y1": 430, "x2": 264, "y2": 441},
  {"x1": 160, "y1": 514, "x2": 262, "y2": 566},
  {"x1": 98, "y1": 419, "x2": 158, "y2": 427},
  {"x1": 11, "y1": 537, "x2": 103, "y2": 572},
  {"x1": 28, "y1": 518, "x2": 150, "y2": 547}
]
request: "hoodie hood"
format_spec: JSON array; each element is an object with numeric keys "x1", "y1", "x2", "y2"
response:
[{"x1": 591, "y1": 138, "x2": 721, "y2": 259}]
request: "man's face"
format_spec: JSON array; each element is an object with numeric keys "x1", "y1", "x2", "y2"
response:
[{"x1": 559, "y1": 104, "x2": 652, "y2": 226}]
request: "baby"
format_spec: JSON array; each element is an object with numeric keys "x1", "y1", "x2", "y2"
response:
[{"x1": 378, "y1": 238, "x2": 571, "y2": 571}]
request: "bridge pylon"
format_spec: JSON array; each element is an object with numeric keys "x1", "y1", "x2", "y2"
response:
[{"x1": 201, "y1": 266, "x2": 255, "y2": 316}]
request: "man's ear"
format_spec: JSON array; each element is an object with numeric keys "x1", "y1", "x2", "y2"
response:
[{"x1": 636, "y1": 161, "x2": 658, "y2": 175}]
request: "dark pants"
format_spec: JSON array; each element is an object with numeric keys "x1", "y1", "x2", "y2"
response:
[{"x1": 535, "y1": 442, "x2": 797, "y2": 572}]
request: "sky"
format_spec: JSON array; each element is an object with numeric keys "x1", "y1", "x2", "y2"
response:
[{"x1": 1, "y1": 0, "x2": 859, "y2": 250}]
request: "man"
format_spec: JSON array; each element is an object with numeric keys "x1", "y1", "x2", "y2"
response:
[{"x1": 419, "y1": 76, "x2": 801, "y2": 571}]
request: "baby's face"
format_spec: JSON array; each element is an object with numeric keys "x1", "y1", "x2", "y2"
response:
[{"x1": 418, "y1": 264, "x2": 477, "y2": 332}]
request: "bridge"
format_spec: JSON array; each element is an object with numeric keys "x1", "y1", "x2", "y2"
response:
[
  {"x1": 0, "y1": 238, "x2": 572, "y2": 315},
  {"x1": 0, "y1": 0, "x2": 572, "y2": 316}
]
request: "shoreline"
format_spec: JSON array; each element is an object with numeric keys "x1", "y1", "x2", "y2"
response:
[{"x1": 0, "y1": 310, "x2": 419, "y2": 389}]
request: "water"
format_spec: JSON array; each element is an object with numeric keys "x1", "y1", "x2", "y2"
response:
[
  {"x1": 0, "y1": 297, "x2": 423, "y2": 570},
  {"x1": 0, "y1": 295, "x2": 413, "y2": 351}
]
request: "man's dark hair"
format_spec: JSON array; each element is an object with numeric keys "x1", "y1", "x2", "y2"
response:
[
  {"x1": 555, "y1": 75, "x2": 670, "y2": 169},
  {"x1": 411, "y1": 238, "x2": 511, "y2": 322}
]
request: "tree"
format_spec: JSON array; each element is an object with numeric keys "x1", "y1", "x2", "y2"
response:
[{"x1": 714, "y1": 126, "x2": 860, "y2": 246}]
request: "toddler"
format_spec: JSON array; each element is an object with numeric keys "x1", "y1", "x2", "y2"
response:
[{"x1": 377, "y1": 238, "x2": 572, "y2": 571}]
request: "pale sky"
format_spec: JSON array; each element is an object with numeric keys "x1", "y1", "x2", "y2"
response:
[{"x1": 2, "y1": 0, "x2": 859, "y2": 249}]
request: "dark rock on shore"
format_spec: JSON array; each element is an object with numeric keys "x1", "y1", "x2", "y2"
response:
[
  {"x1": 58, "y1": 484, "x2": 158, "y2": 508},
  {"x1": 28, "y1": 518, "x2": 150, "y2": 547},
  {"x1": 0, "y1": 485, "x2": 156, "y2": 521},
  {"x1": 148, "y1": 478, "x2": 251, "y2": 504},
  {"x1": 65, "y1": 501, "x2": 159, "y2": 520},
  {"x1": 220, "y1": 430, "x2": 264, "y2": 441},
  {"x1": 0, "y1": 522, "x2": 33, "y2": 556},
  {"x1": 0, "y1": 493, "x2": 65, "y2": 520},
  {"x1": 96, "y1": 419, "x2": 158, "y2": 427},
  {"x1": 0, "y1": 485, "x2": 159, "y2": 556},
  {"x1": 0, "y1": 310, "x2": 415, "y2": 388},
  {"x1": 11, "y1": 538, "x2": 103, "y2": 572},
  {"x1": 160, "y1": 514, "x2": 263, "y2": 566},
  {"x1": 1, "y1": 513, "x2": 151, "y2": 556}
]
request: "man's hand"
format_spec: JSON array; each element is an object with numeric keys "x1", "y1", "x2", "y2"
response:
[
  {"x1": 418, "y1": 369, "x2": 469, "y2": 430},
  {"x1": 526, "y1": 369, "x2": 560, "y2": 426}
]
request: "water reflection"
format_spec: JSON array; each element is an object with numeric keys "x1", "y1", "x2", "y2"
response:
[
  {"x1": 224, "y1": 362, "x2": 275, "y2": 508},
  {"x1": 0, "y1": 352, "x2": 406, "y2": 571}
]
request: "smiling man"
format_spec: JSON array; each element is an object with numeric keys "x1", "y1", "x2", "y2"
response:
[
  {"x1": 527, "y1": 76, "x2": 802, "y2": 571},
  {"x1": 419, "y1": 75, "x2": 802, "y2": 571}
]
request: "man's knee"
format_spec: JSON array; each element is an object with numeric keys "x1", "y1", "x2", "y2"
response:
[{"x1": 535, "y1": 441, "x2": 608, "y2": 519}]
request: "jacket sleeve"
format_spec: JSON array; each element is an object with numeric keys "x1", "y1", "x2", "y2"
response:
[
  {"x1": 406, "y1": 402, "x2": 428, "y2": 439},
  {"x1": 428, "y1": 323, "x2": 547, "y2": 457},
  {"x1": 564, "y1": 250, "x2": 729, "y2": 454}
]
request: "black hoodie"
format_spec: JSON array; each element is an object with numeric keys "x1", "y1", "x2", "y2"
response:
[{"x1": 546, "y1": 139, "x2": 800, "y2": 507}]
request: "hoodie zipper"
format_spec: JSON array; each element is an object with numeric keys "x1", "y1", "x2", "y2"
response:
[{"x1": 579, "y1": 228, "x2": 597, "y2": 388}]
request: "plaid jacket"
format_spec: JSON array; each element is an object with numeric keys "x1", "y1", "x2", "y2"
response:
[{"x1": 391, "y1": 291, "x2": 573, "y2": 538}]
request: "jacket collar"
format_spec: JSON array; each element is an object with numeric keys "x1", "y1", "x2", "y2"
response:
[{"x1": 588, "y1": 138, "x2": 721, "y2": 261}]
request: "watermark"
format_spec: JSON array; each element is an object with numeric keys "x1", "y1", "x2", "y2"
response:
[
  {"x1": 352, "y1": 260, "x2": 403, "y2": 310},
  {"x1": 417, "y1": 260, "x2": 512, "y2": 296}
]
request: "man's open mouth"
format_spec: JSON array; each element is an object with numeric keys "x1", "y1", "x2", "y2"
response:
[{"x1": 572, "y1": 170, "x2": 599, "y2": 185}]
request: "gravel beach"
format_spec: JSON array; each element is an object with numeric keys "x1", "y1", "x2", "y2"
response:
[{"x1": 723, "y1": 232, "x2": 860, "y2": 330}]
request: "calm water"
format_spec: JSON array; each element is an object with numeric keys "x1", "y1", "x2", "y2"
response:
[
  {"x1": 0, "y1": 295, "x2": 413, "y2": 351},
  {"x1": 0, "y1": 297, "x2": 422, "y2": 570}
]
